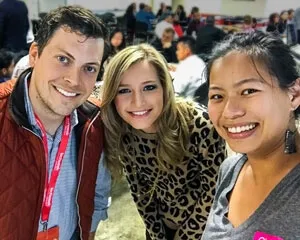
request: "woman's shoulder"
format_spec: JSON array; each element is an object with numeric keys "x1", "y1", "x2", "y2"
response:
[
  {"x1": 186, "y1": 102, "x2": 212, "y2": 127},
  {"x1": 219, "y1": 154, "x2": 246, "y2": 180}
]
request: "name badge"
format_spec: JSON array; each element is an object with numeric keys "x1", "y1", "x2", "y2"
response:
[
  {"x1": 36, "y1": 226, "x2": 59, "y2": 240},
  {"x1": 253, "y1": 231, "x2": 283, "y2": 240}
]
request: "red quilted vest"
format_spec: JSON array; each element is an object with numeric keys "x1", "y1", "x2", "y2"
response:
[{"x1": 0, "y1": 70, "x2": 104, "y2": 240}]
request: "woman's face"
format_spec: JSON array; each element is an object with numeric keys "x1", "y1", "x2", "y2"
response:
[
  {"x1": 111, "y1": 32, "x2": 123, "y2": 49},
  {"x1": 274, "y1": 15, "x2": 280, "y2": 23},
  {"x1": 281, "y1": 11, "x2": 288, "y2": 21},
  {"x1": 208, "y1": 52, "x2": 293, "y2": 157},
  {"x1": 114, "y1": 61, "x2": 164, "y2": 133}
]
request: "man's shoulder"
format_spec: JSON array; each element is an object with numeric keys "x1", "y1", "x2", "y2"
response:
[
  {"x1": 0, "y1": 79, "x2": 16, "y2": 99},
  {"x1": 77, "y1": 97, "x2": 101, "y2": 120},
  {"x1": 87, "y1": 96, "x2": 101, "y2": 108},
  {"x1": 189, "y1": 54, "x2": 205, "y2": 62}
]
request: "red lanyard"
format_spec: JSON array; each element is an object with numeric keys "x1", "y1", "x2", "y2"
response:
[{"x1": 35, "y1": 114, "x2": 71, "y2": 229}]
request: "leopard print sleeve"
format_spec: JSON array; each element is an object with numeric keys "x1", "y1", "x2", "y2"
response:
[{"x1": 174, "y1": 107, "x2": 226, "y2": 239}]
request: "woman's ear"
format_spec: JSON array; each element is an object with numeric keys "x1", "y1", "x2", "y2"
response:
[{"x1": 288, "y1": 78, "x2": 300, "y2": 111}]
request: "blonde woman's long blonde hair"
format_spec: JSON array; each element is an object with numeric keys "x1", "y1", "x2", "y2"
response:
[{"x1": 101, "y1": 44, "x2": 195, "y2": 179}]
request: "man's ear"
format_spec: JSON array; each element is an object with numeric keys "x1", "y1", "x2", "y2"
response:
[
  {"x1": 288, "y1": 78, "x2": 300, "y2": 111},
  {"x1": 29, "y1": 42, "x2": 39, "y2": 67}
]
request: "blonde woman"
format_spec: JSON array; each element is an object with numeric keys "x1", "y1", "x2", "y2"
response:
[{"x1": 101, "y1": 44, "x2": 226, "y2": 239}]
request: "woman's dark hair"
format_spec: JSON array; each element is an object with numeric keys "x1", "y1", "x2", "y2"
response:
[
  {"x1": 190, "y1": 6, "x2": 199, "y2": 15},
  {"x1": 109, "y1": 28, "x2": 126, "y2": 52},
  {"x1": 269, "y1": 12, "x2": 279, "y2": 24},
  {"x1": 177, "y1": 5, "x2": 184, "y2": 12},
  {"x1": 0, "y1": 49, "x2": 14, "y2": 69},
  {"x1": 207, "y1": 31, "x2": 300, "y2": 115},
  {"x1": 125, "y1": 3, "x2": 136, "y2": 16},
  {"x1": 35, "y1": 5, "x2": 108, "y2": 56}
]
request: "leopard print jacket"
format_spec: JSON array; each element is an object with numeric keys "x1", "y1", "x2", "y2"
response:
[{"x1": 121, "y1": 105, "x2": 226, "y2": 240}]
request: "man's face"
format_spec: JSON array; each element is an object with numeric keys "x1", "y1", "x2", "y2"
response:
[
  {"x1": 162, "y1": 31, "x2": 174, "y2": 43},
  {"x1": 29, "y1": 27, "x2": 104, "y2": 118},
  {"x1": 194, "y1": 12, "x2": 201, "y2": 21},
  {"x1": 165, "y1": 15, "x2": 173, "y2": 24},
  {"x1": 176, "y1": 42, "x2": 190, "y2": 61}
]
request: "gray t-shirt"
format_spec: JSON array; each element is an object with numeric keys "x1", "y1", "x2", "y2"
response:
[{"x1": 202, "y1": 154, "x2": 300, "y2": 240}]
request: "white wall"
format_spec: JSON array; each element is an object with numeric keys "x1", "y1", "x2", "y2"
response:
[
  {"x1": 66, "y1": 0, "x2": 153, "y2": 11},
  {"x1": 24, "y1": 0, "x2": 300, "y2": 19},
  {"x1": 265, "y1": 0, "x2": 299, "y2": 17},
  {"x1": 221, "y1": 0, "x2": 267, "y2": 17},
  {"x1": 39, "y1": 0, "x2": 65, "y2": 12},
  {"x1": 185, "y1": 0, "x2": 222, "y2": 15}
]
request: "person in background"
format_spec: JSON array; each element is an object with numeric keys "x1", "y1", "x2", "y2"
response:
[
  {"x1": 0, "y1": 0, "x2": 29, "y2": 52},
  {"x1": 171, "y1": 36, "x2": 206, "y2": 98},
  {"x1": 92, "y1": 28, "x2": 126, "y2": 99},
  {"x1": 136, "y1": 3, "x2": 155, "y2": 30},
  {"x1": 202, "y1": 31, "x2": 300, "y2": 239},
  {"x1": 186, "y1": 7, "x2": 205, "y2": 37},
  {"x1": 195, "y1": 15, "x2": 226, "y2": 60},
  {"x1": 154, "y1": 12, "x2": 178, "y2": 40},
  {"x1": 242, "y1": 15, "x2": 254, "y2": 33},
  {"x1": 152, "y1": 27, "x2": 178, "y2": 63},
  {"x1": 0, "y1": 49, "x2": 15, "y2": 83},
  {"x1": 266, "y1": 12, "x2": 280, "y2": 36},
  {"x1": 173, "y1": 14, "x2": 184, "y2": 38},
  {"x1": 278, "y1": 10, "x2": 288, "y2": 34},
  {"x1": 0, "y1": 6, "x2": 111, "y2": 240},
  {"x1": 124, "y1": 2, "x2": 136, "y2": 44},
  {"x1": 175, "y1": 4, "x2": 186, "y2": 22},
  {"x1": 109, "y1": 28, "x2": 126, "y2": 55},
  {"x1": 187, "y1": 6, "x2": 199, "y2": 23},
  {"x1": 294, "y1": 7, "x2": 300, "y2": 44},
  {"x1": 12, "y1": 54, "x2": 30, "y2": 79},
  {"x1": 100, "y1": 43, "x2": 226, "y2": 240},
  {"x1": 287, "y1": 8, "x2": 297, "y2": 45},
  {"x1": 156, "y1": 2, "x2": 166, "y2": 19}
]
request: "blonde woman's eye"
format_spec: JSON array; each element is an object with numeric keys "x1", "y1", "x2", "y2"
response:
[
  {"x1": 144, "y1": 85, "x2": 157, "y2": 91},
  {"x1": 118, "y1": 88, "x2": 130, "y2": 94}
]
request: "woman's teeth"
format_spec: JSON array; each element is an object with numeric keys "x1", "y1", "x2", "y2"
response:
[{"x1": 227, "y1": 124, "x2": 256, "y2": 133}]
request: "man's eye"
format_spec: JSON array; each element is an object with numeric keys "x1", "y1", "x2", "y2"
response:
[
  {"x1": 85, "y1": 66, "x2": 97, "y2": 73},
  {"x1": 57, "y1": 56, "x2": 69, "y2": 64},
  {"x1": 242, "y1": 89, "x2": 258, "y2": 95},
  {"x1": 118, "y1": 88, "x2": 130, "y2": 94},
  {"x1": 144, "y1": 85, "x2": 157, "y2": 91}
]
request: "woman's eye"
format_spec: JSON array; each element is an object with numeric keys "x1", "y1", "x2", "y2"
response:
[
  {"x1": 118, "y1": 88, "x2": 130, "y2": 94},
  {"x1": 57, "y1": 56, "x2": 69, "y2": 64},
  {"x1": 209, "y1": 94, "x2": 222, "y2": 100},
  {"x1": 242, "y1": 89, "x2": 257, "y2": 95},
  {"x1": 144, "y1": 85, "x2": 157, "y2": 91}
]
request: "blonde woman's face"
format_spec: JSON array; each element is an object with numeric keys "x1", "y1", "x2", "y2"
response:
[{"x1": 114, "y1": 61, "x2": 163, "y2": 133}]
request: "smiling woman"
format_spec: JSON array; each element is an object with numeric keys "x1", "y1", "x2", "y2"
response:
[
  {"x1": 202, "y1": 31, "x2": 300, "y2": 240},
  {"x1": 100, "y1": 44, "x2": 226, "y2": 239}
]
